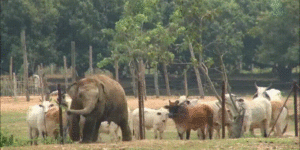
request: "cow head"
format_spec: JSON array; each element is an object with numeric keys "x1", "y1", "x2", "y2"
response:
[
  {"x1": 253, "y1": 82, "x2": 272, "y2": 100},
  {"x1": 164, "y1": 100, "x2": 181, "y2": 118},
  {"x1": 39, "y1": 101, "x2": 55, "y2": 113},
  {"x1": 157, "y1": 107, "x2": 169, "y2": 123}
]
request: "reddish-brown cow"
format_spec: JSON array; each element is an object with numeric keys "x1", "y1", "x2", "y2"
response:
[{"x1": 164, "y1": 100, "x2": 214, "y2": 140}]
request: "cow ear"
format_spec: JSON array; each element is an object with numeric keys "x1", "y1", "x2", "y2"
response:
[
  {"x1": 186, "y1": 100, "x2": 190, "y2": 105},
  {"x1": 157, "y1": 112, "x2": 161, "y2": 115},
  {"x1": 253, "y1": 93, "x2": 258, "y2": 99},
  {"x1": 237, "y1": 99, "x2": 244, "y2": 102}
]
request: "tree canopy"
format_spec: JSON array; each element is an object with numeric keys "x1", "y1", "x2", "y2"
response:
[{"x1": 1, "y1": 0, "x2": 298, "y2": 81}]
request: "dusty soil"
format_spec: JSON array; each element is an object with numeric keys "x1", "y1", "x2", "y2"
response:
[{"x1": 0, "y1": 95, "x2": 218, "y2": 112}]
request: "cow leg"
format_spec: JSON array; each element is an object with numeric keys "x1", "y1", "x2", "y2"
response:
[
  {"x1": 154, "y1": 128, "x2": 158, "y2": 139},
  {"x1": 159, "y1": 131, "x2": 163, "y2": 139},
  {"x1": 261, "y1": 120, "x2": 268, "y2": 138},
  {"x1": 200, "y1": 127, "x2": 206, "y2": 140},
  {"x1": 227, "y1": 124, "x2": 232, "y2": 138},
  {"x1": 197, "y1": 128, "x2": 202, "y2": 139},
  {"x1": 28, "y1": 127, "x2": 33, "y2": 145},
  {"x1": 249, "y1": 125, "x2": 255, "y2": 137},
  {"x1": 213, "y1": 124, "x2": 220, "y2": 139},
  {"x1": 186, "y1": 129, "x2": 191, "y2": 140},
  {"x1": 178, "y1": 131, "x2": 184, "y2": 140}
]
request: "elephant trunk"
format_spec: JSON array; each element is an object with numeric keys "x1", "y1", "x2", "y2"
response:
[{"x1": 67, "y1": 99, "x2": 98, "y2": 115}]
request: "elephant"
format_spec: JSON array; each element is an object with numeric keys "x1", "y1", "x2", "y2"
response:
[{"x1": 66, "y1": 74, "x2": 132, "y2": 143}]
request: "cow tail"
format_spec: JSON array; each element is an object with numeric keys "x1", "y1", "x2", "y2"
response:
[{"x1": 205, "y1": 106, "x2": 213, "y2": 126}]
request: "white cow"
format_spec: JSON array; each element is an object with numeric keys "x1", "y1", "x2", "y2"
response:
[
  {"x1": 26, "y1": 101, "x2": 55, "y2": 145},
  {"x1": 234, "y1": 85, "x2": 272, "y2": 137},
  {"x1": 132, "y1": 107, "x2": 169, "y2": 139},
  {"x1": 252, "y1": 86, "x2": 288, "y2": 136}
]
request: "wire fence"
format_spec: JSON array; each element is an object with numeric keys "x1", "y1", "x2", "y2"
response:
[{"x1": 1, "y1": 75, "x2": 43, "y2": 96}]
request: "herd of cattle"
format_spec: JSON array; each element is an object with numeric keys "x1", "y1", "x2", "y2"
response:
[{"x1": 26, "y1": 75, "x2": 289, "y2": 145}]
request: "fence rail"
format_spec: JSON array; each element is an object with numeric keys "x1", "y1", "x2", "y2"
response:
[{"x1": 1, "y1": 76, "x2": 43, "y2": 96}]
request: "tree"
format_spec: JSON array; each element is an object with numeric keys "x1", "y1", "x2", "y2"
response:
[
  {"x1": 249, "y1": 0, "x2": 299, "y2": 82},
  {"x1": 1, "y1": 0, "x2": 60, "y2": 74}
]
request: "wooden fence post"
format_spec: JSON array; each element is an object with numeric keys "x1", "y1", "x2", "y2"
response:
[
  {"x1": 21, "y1": 29, "x2": 30, "y2": 101},
  {"x1": 13, "y1": 73, "x2": 17, "y2": 98},
  {"x1": 57, "y1": 84, "x2": 64, "y2": 144},
  {"x1": 71, "y1": 41, "x2": 76, "y2": 83},
  {"x1": 293, "y1": 82, "x2": 298, "y2": 137},
  {"x1": 184, "y1": 69, "x2": 188, "y2": 97},
  {"x1": 64, "y1": 56, "x2": 68, "y2": 90},
  {"x1": 138, "y1": 59, "x2": 145, "y2": 140},
  {"x1": 89, "y1": 46, "x2": 93, "y2": 74},
  {"x1": 222, "y1": 81, "x2": 226, "y2": 139}
]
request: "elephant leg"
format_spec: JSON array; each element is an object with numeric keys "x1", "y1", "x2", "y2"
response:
[
  {"x1": 69, "y1": 114, "x2": 81, "y2": 141},
  {"x1": 119, "y1": 118, "x2": 132, "y2": 141},
  {"x1": 92, "y1": 118, "x2": 101, "y2": 142},
  {"x1": 82, "y1": 115, "x2": 97, "y2": 143}
]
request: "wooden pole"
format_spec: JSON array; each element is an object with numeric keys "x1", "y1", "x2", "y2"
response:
[
  {"x1": 221, "y1": 81, "x2": 226, "y2": 139},
  {"x1": 64, "y1": 56, "x2": 68, "y2": 90},
  {"x1": 57, "y1": 84, "x2": 64, "y2": 144},
  {"x1": 50, "y1": 64, "x2": 54, "y2": 75},
  {"x1": 21, "y1": 30, "x2": 30, "y2": 101},
  {"x1": 138, "y1": 59, "x2": 145, "y2": 140},
  {"x1": 154, "y1": 64, "x2": 159, "y2": 98},
  {"x1": 89, "y1": 46, "x2": 93, "y2": 74},
  {"x1": 39, "y1": 64, "x2": 45, "y2": 101},
  {"x1": 293, "y1": 82, "x2": 298, "y2": 137},
  {"x1": 184, "y1": 69, "x2": 188, "y2": 97},
  {"x1": 10, "y1": 57, "x2": 13, "y2": 96},
  {"x1": 9, "y1": 57, "x2": 13, "y2": 79},
  {"x1": 71, "y1": 41, "x2": 76, "y2": 82},
  {"x1": 13, "y1": 73, "x2": 17, "y2": 98}
]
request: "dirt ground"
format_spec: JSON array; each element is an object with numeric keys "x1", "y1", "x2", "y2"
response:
[{"x1": 0, "y1": 95, "x2": 218, "y2": 112}]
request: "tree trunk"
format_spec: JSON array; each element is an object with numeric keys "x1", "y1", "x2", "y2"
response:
[
  {"x1": 154, "y1": 64, "x2": 160, "y2": 98},
  {"x1": 162, "y1": 62, "x2": 171, "y2": 96},
  {"x1": 183, "y1": 69, "x2": 188, "y2": 96},
  {"x1": 188, "y1": 43, "x2": 204, "y2": 98},
  {"x1": 114, "y1": 59, "x2": 119, "y2": 82},
  {"x1": 130, "y1": 62, "x2": 137, "y2": 97},
  {"x1": 276, "y1": 65, "x2": 292, "y2": 82},
  {"x1": 219, "y1": 55, "x2": 228, "y2": 93}
]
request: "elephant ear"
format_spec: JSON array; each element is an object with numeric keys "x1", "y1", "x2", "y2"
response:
[
  {"x1": 96, "y1": 80, "x2": 107, "y2": 97},
  {"x1": 67, "y1": 82, "x2": 78, "y2": 100}
]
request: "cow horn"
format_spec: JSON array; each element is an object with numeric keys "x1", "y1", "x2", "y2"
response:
[
  {"x1": 254, "y1": 82, "x2": 258, "y2": 89},
  {"x1": 266, "y1": 83, "x2": 272, "y2": 89}
]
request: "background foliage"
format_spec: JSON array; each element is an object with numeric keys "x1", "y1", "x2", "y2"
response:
[{"x1": 1, "y1": 0, "x2": 298, "y2": 81}]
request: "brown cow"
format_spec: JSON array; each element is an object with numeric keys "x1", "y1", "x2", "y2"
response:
[
  {"x1": 164, "y1": 100, "x2": 214, "y2": 140},
  {"x1": 45, "y1": 106, "x2": 68, "y2": 139}
]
